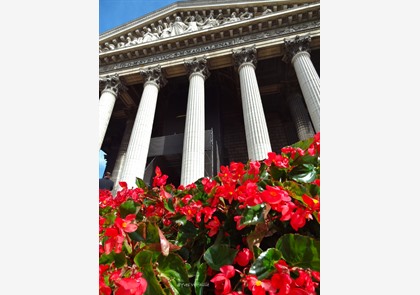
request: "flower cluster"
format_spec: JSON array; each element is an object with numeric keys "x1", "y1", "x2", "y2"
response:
[{"x1": 99, "y1": 133, "x2": 320, "y2": 295}]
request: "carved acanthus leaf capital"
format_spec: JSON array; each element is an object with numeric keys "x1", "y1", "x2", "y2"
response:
[
  {"x1": 282, "y1": 35, "x2": 312, "y2": 63},
  {"x1": 139, "y1": 65, "x2": 167, "y2": 88},
  {"x1": 232, "y1": 45, "x2": 257, "y2": 69},
  {"x1": 184, "y1": 57, "x2": 210, "y2": 80},
  {"x1": 99, "y1": 74, "x2": 124, "y2": 95}
]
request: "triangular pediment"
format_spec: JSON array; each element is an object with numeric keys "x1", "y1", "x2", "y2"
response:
[{"x1": 99, "y1": 0, "x2": 319, "y2": 76}]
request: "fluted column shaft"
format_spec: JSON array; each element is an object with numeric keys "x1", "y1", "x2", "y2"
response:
[
  {"x1": 99, "y1": 74, "x2": 121, "y2": 150},
  {"x1": 119, "y1": 66, "x2": 166, "y2": 188},
  {"x1": 287, "y1": 92, "x2": 315, "y2": 141},
  {"x1": 233, "y1": 46, "x2": 272, "y2": 161},
  {"x1": 181, "y1": 71, "x2": 206, "y2": 185},
  {"x1": 291, "y1": 51, "x2": 320, "y2": 133},
  {"x1": 284, "y1": 35, "x2": 320, "y2": 133},
  {"x1": 111, "y1": 117, "x2": 135, "y2": 195},
  {"x1": 119, "y1": 82, "x2": 159, "y2": 188},
  {"x1": 238, "y1": 62, "x2": 272, "y2": 160}
]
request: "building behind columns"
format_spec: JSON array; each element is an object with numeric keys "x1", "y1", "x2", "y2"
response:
[{"x1": 99, "y1": 0, "x2": 320, "y2": 188}]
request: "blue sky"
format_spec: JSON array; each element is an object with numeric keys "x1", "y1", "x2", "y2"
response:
[
  {"x1": 100, "y1": 0, "x2": 181, "y2": 34},
  {"x1": 99, "y1": 0, "x2": 180, "y2": 177}
]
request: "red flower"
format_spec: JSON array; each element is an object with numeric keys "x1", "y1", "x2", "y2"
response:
[
  {"x1": 115, "y1": 214, "x2": 138, "y2": 233},
  {"x1": 290, "y1": 207, "x2": 309, "y2": 231},
  {"x1": 215, "y1": 183, "x2": 237, "y2": 204},
  {"x1": 264, "y1": 152, "x2": 289, "y2": 168},
  {"x1": 246, "y1": 275, "x2": 276, "y2": 295},
  {"x1": 152, "y1": 166, "x2": 168, "y2": 187},
  {"x1": 301, "y1": 195, "x2": 320, "y2": 213},
  {"x1": 205, "y1": 216, "x2": 221, "y2": 237},
  {"x1": 115, "y1": 277, "x2": 147, "y2": 295},
  {"x1": 100, "y1": 276, "x2": 112, "y2": 295},
  {"x1": 202, "y1": 177, "x2": 218, "y2": 194},
  {"x1": 210, "y1": 265, "x2": 235, "y2": 295},
  {"x1": 201, "y1": 206, "x2": 217, "y2": 223},
  {"x1": 100, "y1": 190, "x2": 115, "y2": 208},
  {"x1": 237, "y1": 181, "x2": 263, "y2": 208},
  {"x1": 234, "y1": 215, "x2": 246, "y2": 231},
  {"x1": 271, "y1": 273, "x2": 292, "y2": 295},
  {"x1": 234, "y1": 248, "x2": 252, "y2": 266},
  {"x1": 261, "y1": 185, "x2": 291, "y2": 205},
  {"x1": 103, "y1": 228, "x2": 125, "y2": 254}
]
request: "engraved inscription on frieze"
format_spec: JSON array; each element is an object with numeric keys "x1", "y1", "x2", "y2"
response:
[{"x1": 99, "y1": 21, "x2": 319, "y2": 73}]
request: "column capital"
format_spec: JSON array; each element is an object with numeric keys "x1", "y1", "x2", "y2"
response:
[
  {"x1": 99, "y1": 74, "x2": 124, "y2": 96},
  {"x1": 184, "y1": 57, "x2": 210, "y2": 80},
  {"x1": 139, "y1": 65, "x2": 167, "y2": 89},
  {"x1": 282, "y1": 35, "x2": 312, "y2": 63},
  {"x1": 232, "y1": 45, "x2": 257, "y2": 70}
]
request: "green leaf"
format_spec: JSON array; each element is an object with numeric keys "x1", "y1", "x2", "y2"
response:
[
  {"x1": 241, "y1": 204, "x2": 266, "y2": 226},
  {"x1": 289, "y1": 164, "x2": 317, "y2": 183},
  {"x1": 276, "y1": 234, "x2": 320, "y2": 271},
  {"x1": 134, "y1": 250, "x2": 154, "y2": 268},
  {"x1": 163, "y1": 198, "x2": 175, "y2": 213},
  {"x1": 174, "y1": 215, "x2": 187, "y2": 226},
  {"x1": 176, "y1": 221, "x2": 198, "y2": 246},
  {"x1": 119, "y1": 200, "x2": 137, "y2": 218},
  {"x1": 257, "y1": 169, "x2": 272, "y2": 189},
  {"x1": 282, "y1": 181, "x2": 308, "y2": 202},
  {"x1": 194, "y1": 263, "x2": 208, "y2": 295},
  {"x1": 291, "y1": 136, "x2": 314, "y2": 151},
  {"x1": 203, "y1": 244, "x2": 238, "y2": 271},
  {"x1": 249, "y1": 248, "x2": 281, "y2": 279},
  {"x1": 99, "y1": 253, "x2": 114, "y2": 265},
  {"x1": 142, "y1": 262, "x2": 165, "y2": 295},
  {"x1": 269, "y1": 166, "x2": 287, "y2": 181},
  {"x1": 146, "y1": 222, "x2": 160, "y2": 243},
  {"x1": 123, "y1": 239, "x2": 132, "y2": 255},
  {"x1": 113, "y1": 252, "x2": 126, "y2": 268},
  {"x1": 157, "y1": 253, "x2": 191, "y2": 295},
  {"x1": 136, "y1": 177, "x2": 148, "y2": 189}
]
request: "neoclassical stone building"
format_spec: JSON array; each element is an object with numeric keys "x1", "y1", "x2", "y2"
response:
[{"x1": 99, "y1": 0, "x2": 320, "y2": 191}]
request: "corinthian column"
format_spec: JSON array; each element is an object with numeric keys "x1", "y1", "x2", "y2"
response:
[
  {"x1": 232, "y1": 46, "x2": 272, "y2": 161},
  {"x1": 111, "y1": 110, "x2": 136, "y2": 195},
  {"x1": 180, "y1": 57, "x2": 210, "y2": 185},
  {"x1": 99, "y1": 74, "x2": 121, "y2": 150},
  {"x1": 283, "y1": 35, "x2": 320, "y2": 133},
  {"x1": 119, "y1": 65, "x2": 167, "y2": 188},
  {"x1": 287, "y1": 92, "x2": 315, "y2": 141}
]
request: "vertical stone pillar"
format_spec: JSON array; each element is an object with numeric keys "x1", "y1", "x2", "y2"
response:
[
  {"x1": 111, "y1": 110, "x2": 136, "y2": 195},
  {"x1": 232, "y1": 46, "x2": 272, "y2": 161},
  {"x1": 180, "y1": 57, "x2": 210, "y2": 185},
  {"x1": 99, "y1": 74, "x2": 121, "y2": 150},
  {"x1": 119, "y1": 65, "x2": 167, "y2": 188},
  {"x1": 283, "y1": 35, "x2": 320, "y2": 133},
  {"x1": 287, "y1": 92, "x2": 315, "y2": 141}
]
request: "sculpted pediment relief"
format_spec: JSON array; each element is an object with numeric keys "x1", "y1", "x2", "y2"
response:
[{"x1": 99, "y1": 0, "x2": 319, "y2": 53}]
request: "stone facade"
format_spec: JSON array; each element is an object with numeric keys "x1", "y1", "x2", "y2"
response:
[{"x1": 99, "y1": 0, "x2": 320, "y2": 188}]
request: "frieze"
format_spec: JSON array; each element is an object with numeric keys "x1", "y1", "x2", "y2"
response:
[
  {"x1": 99, "y1": 8, "x2": 263, "y2": 52},
  {"x1": 99, "y1": 20, "x2": 319, "y2": 74}
]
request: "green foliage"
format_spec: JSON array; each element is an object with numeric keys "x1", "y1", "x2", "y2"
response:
[{"x1": 99, "y1": 133, "x2": 320, "y2": 295}]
